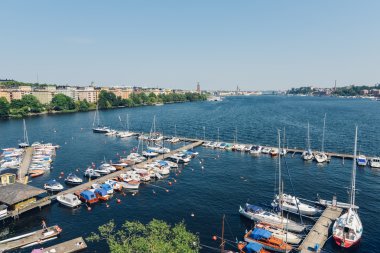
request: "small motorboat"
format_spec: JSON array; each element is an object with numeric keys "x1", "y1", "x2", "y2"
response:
[
  {"x1": 57, "y1": 193, "x2": 82, "y2": 208},
  {"x1": 29, "y1": 169, "x2": 45, "y2": 178},
  {"x1": 65, "y1": 173, "x2": 83, "y2": 185},
  {"x1": 356, "y1": 155, "x2": 367, "y2": 166},
  {"x1": 255, "y1": 222, "x2": 302, "y2": 245},
  {"x1": 142, "y1": 150, "x2": 159, "y2": 158},
  {"x1": 84, "y1": 168, "x2": 101, "y2": 178},
  {"x1": 94, "y1": 166, "x2": 110, "y2": 175},
  {"x1": 250, "y1": 145, "x2": 262, "y2": 155},
  {"x1": 261, "y1": 147, "x2": 271, "y2": 154},
  {"x1": 302, "y1": 150, "x2": 314, "y2": 161},
  {"x1": 99, "y1": 163, "x2": 117, "y2": 172},
  {"x1": 272, "y1": 193, "x2": 321, "y2": 216},
  {"x1": 243, "y1": 228, "x2": 292, "y2": 253},
  {"x1": 44, "y1": 179, "x2": 64, "y2": 192},
  {"x1": 92, "y1": 188, "x2": 110, "y2": 201},
  {"x1": 314, "y1": 152, "x2": 328, "y2": 163},
  {"x1": 270, "y1": 148, "x2": 279, "y2": 157},
  {"x1": 238, "y1": 241, "x2": 270, "y2": 253},
  {"x1": 369, "y1": 157, "x2": 380, "y2": 168},
  {"x1": 78, "y1": 190, "x2": 98, "y2": 204},
  {"x1": 104, "y1": 180, "x2": 123, "y2": 191}
]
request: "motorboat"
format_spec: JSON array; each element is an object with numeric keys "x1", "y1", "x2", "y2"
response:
[
  {"x1": 183, "y1": 150, "x2": 199, "y2": 158},
  {"x1": 79, "y1": 190, "x2": 98, "y2": 204},
  {"x1": 167, "y1": 153, "x2": 191, "y2": 163},
  {"x1": 94, "y1": 166, "x2": 110, "y2": 175},
  {"x1": 44, "y1": 179, "x2": 64, "y2": 192},
  {"x1": 272, "y1": 193, "x2": 321, "y2": 216},
  {"x1": 202, "y1": 141, "x2": 211, "y2": 147},
  {"x1": 332, "y1": 127, "x2": 363, "y2": 248},
  {"x1": 314, "y1": 152, "x2": 328, "y2": 163},
  {"x1": 65, "y1": 173, "x2": 83, "y2": 185},
  {"x1": 160, "y1": 160, "x2": 178, "y2": 168},
  {"x1": 243, "y1": 228, "x2": 292, "y2": 253},
  {"x1": 147, "y1": 146, "x2": 170, "y2": 154},
  {"x1": 270, "y1": 148, "x2": 279, "y2": 157},
  {"x1": 250, "y1": 146, "x2": 262, "y2": 155},
  {"x1": 99, "y1": 163, "x2": 116, "y2": 172},
  {"x1": 356, "y1": 155, "x2": 367, "y2": 166},
  {"x1": 239, "y1": 204, "x2": 305, "y2": 233},
  {"x1": 57, "y1": 193, "x2": 82, "y2": 208},
  {"x1": 261, "y1": 147, "x2": 271, "y2": 154},
  {"x1": 244, "y1": 145, "x2": 253, "y2": 152},
  {"x1": 369, "y1": 157, "x2": 380, "y2": 168},
  {"x1": 255, "y1": 222, "x2": 302, "y2": 245},
  {"x1": 104, "y1": 180, "x2": 123, "y2": 191},
  {"x1": 29, "y1": 169, "x2": 45, "y2": 178},
  {"x1": 92, "y1": 188, "x2": 110, "y2": 201},
  {"x1": 238, "y1": 241, "x2": 270, "y2": 253},
  {"x1": 84, "y1": 168, "x2": 101, "y2": 178},
  {"x1": 142, "y1": 150, "x2": 159, "y2": 158},
  {"x1": 119, "y1": 173, "x2": 141, "y2": 189},
  {"x1": 167, "y1": 136, "x2": 180, "y2": 143},
  {"x1": 117, "y1": 131, "x2": 135, "y2": 138},
  {"x1": 93, "y1": 126, "x2": 110, "y2": 133},
  {"x1": 105, "y1": 130, "x2": 118, "y2": 136}
]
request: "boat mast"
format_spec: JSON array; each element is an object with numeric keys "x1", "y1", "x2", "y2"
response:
[
  {"x1": 321, "y1": 113, "x2": 326, "y2": 153},
  {"x1": 221, "y1": 214, "x2": 225, "y2": 253},
  {"x1": 350, "y1": 126, "x2": 358, "y2": 208},
  {"x1": 217, "y1": 127, "x2": 220, "y2": 143},
  {"x1": 23, "y1": 119, "x2": 29, "y2": 145},
  {"x1": 278, "y1": 129, "x2": 282, "y2": 207},
  {"x1": 93, "y1": 105, "x2": 98, "y2": 127},
  {"x1": 175, "y1": 124, "x2": 177, "y2": 138},
  {"x1": 307, "y1": 122, "x2": 311, "y2": 151},
  {"x1": 203, "y1": 126, "x2": 205, "y2": 141},
  {"x1": 126, "y1": 114, "x2": 129, "y2": 131}
]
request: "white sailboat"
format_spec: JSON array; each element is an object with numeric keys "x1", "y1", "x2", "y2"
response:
[
  {"x1": 332, "y1": 126, "x2": 363, "y2": 248},
  {"x1": 18, "y1": 119, "x2": 30, "y2": 148},
  {"x1": 314, "y1": 114, "x2": 328, "y2": 163},
  {"x1": 92, "y1": 105, "x2": 110, "y2": 133},
  {"x1": 301, "y1": 122, "x2": 313, "y2": 161}
]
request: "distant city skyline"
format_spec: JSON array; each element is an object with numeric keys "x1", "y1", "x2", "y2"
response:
[{"x1": 1, "y1": 0, "x2": 379, "y2": 90}]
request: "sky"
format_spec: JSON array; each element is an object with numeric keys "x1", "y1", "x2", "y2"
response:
[{"x1": 0, "y1": 0, "x2": 379, "y2": 90}]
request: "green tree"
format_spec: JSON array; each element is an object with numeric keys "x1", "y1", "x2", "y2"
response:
[
  {"x1": 0, "y1": 97, "x2": 10, "y2": 118},
  {"x1": 51, "y1": 94, "x2": 76, "y2": 111},
  {"x1": 11, "y1": 94, "x2": 43, "y2": 113},
  {"x1": 98, "y1": 90, "x2": 118, "y2": 109},
  {"x1": 76, "y1": 99, "x2": 90, "y2": 111},
  {"x1": 87, "y1": 219, "x2": 200, "y2": 253}
]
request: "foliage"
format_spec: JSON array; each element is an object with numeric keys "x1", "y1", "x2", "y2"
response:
[
  {"x1": 287, "y1": 87, "x2": 313, "y2": 95},
  {"x1": 10, "y1": 94, "x2": 44, "y2": 113},
  {"x1": 98, "y1": 90, "x2": 119, "y2": 109},
  {"x1": 87, "y1": 219, "x2": 200, "y2": 253},
  {"x1": 0, "y1": 97, "x2": 10, "y2": 118},
  {"x1": 51, "y1": 94, "x2": 76, "y2": 111},
  {"x1": 76, "y1": 99, "x2": 91, "y2": 112}
]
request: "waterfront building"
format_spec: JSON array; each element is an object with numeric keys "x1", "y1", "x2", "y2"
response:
[
  {"x1": 30, "y1": 90, "x2": 54, "y2": 104},
  {"x1": 76, "y1": 87, "x2": 99, "y2": 103}
]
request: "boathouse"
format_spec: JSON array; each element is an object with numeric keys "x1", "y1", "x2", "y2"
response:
[{"x1": 0, "y1": 182, "x2": 49, "y2": 218}]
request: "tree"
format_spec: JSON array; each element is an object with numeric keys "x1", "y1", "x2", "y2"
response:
[
  {"x1": 87, "y1": 219, "x2": 200, "y2": 253},
  {"x1": 11, "y1": 94, "x2": 43, "y2": 113},
  {"x1": 51, "y1": 94, "x2": 76, "y2": 111},
  {"x1": 98, "y1": 90, "x2": 118, "y2": 109},
  {"x1": 0, "y1": 97, "x2": 10, "y2": 118},
  {"x1": 76, "y1": 99, "x2": 90, "y2": 112}
]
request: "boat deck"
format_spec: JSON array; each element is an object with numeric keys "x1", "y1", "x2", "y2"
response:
[
  {"x1": 42, "y1": 237, "x2": 87, "y2": 253},
  {"x1": 18, "y1": 147, "x2": 34, "y2": 183},
  {"x1": 0, "y1": 226, "x2": 60, "y2": 252},
  {"x1": 298, "y1": 206, "x2": 343, "y2": 253},
  {"x1": 54, "y1": 140, "x2": 203, "y2": 198}
]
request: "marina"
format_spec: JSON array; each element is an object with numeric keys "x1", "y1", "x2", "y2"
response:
[{"x1": 0, "y1": 96, "x2": 378, "y2": 253}]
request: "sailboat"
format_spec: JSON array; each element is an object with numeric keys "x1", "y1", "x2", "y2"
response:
[
  {"x1": 167, "y1": 124, "x2": 180, "y2": 143},
  {"x1": 117, "y1": 114, "x2": 134, "y2": 138},
  {"x1": 314, "y1": 114, "x2": 328, "y2": 163},
  {"x1": 301, "y1": 122, "x2": 313, "y2": 161},
  {"x1": 92, "y1": 105, "x2": 110, "y2": 133},
  {"x1": 147, "y1": 115, "x2": 163, "y2": 142},
  {"x1": 239, "y1": 131, "x2": 306, "y2": 234},
  {"x1": 18, "y1": 119, "x2": 30, "y2": 148},
  {"x1": 332, "y1": 126, "x2": 363, "y2": 248}
]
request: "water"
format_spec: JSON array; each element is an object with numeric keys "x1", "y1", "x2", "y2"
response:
[{"x1": 0, "y1": 96, "x2": 379, "y2": 253}]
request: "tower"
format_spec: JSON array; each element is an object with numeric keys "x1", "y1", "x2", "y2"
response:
[{"x1": 196, "y1": 82, "x2": 201, "y2": 94}]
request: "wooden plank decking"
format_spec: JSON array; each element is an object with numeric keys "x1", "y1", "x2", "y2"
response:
[
  {"x1": 18, "y1": 147, "x2": 34, "y2": 183},
  {"x1": 42, "y1": 237, "x2": 87, "y2": 253},
  {"x1": 298, "y1": 206, "x2": 343, "y2": 253}
]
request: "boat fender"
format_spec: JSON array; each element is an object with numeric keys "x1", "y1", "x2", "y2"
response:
[
  {"x1": 168, "y1": 182, "x2": 172, "y2": 186},
  {"x1": 116, "y1": 199, "x2": 121, "y2": 203}
]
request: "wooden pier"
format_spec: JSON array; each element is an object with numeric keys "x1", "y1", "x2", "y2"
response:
[
  {"x1": 0, "y1": 225, "x2": 61, "y2": 252},
  {"x1": 42, "y1": 237, "x2": 87, "y2": 253},
  {"x1": 18, "y1": 147, "x2": 34, "y2": 183},
  {"x1": 54, "y1": 140, "x2": 203, "y2": 198},
  {"x1": 298, "y1": 206, "x2": 343, "y2": 253}
]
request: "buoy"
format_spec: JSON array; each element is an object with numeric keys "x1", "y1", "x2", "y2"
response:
[
  {"x1": 60, "y1": 172, "x2": 64, "y2": 175},
  {"x1": 191, "y1": 169, "x2": 194, "y2": 171},
  {"x1": 191, "y1": 212, "x2": 194, "y2": 217},
  {"x1": 212, "y1": 235, "x2": 217, "y2": 241},
  {"x1": 201, "y1": 166, "x2": 204, "y2": 169},
  {"x1": 153, "y1": 190, "x2": 156, "y2": 194},
  {"x1": 166, "y1": 189, "x2": 169, "y2": 193},
  {"x1": 116, "y1": 198, "x2": 121, "y2": 203},
  {"x1": 168, "y1": 182, "x2": 172, "y2": 186},
  {"x1": 106, "y1": 203, "x2": 110, "y2": 208},
  {"x1": 87, "y1": 206, "x2": 92, "y2": 211},
  {"x1": 173, "y1": 179, "x2": 177, "y2": 183}
]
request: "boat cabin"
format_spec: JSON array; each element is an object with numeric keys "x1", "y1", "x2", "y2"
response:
[{"x1": 79, "y1": 190, "x2": 98, "y2": 204}]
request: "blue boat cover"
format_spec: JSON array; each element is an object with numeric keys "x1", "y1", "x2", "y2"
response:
[
  {"x1": 101, "y1": 184, "x2": 112, "y2": 191},
  {"x1": 158, "y1": 161, "x2": 167, "y2": 165},
  {"x1": 250, "y1": 228, "x2": 272, "y2": 240},
  {"x1": 80, "y1": 190, "x2": 96, "y2": 200},
  {"x1": 245, "y1": 242, "x2": 263, "y2": 253},
  {"x1": 95, "y1": 188, "x2": 107, "y2": 196},
  {"x1": 246, "y1": 204, "x2": 263, "y2": 212}
]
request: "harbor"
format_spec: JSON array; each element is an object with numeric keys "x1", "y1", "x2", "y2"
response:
[{"x1": 0, "y1": 96, "x2": 378, "y2": 253}]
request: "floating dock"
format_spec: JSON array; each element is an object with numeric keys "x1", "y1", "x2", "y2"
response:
[
  {"x1": 54, "y1": 140, "x2": 203, "y2": 198},
  {"x1": 42, "y1": 237, "x2": 87, "y2": 253},
  {"x1": 298, "y1": 206, "x2": 343, "y2": 253},
  {"x1": 0, "y1": 225, "x2": 61, "y2": 252}
]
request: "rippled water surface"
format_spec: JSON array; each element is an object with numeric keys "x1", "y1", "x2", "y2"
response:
[{"x1": 0, "y1": 96, "x2": 379, "y2": 253}]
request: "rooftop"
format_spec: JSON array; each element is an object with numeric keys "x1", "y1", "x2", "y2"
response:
[{"x1": 0, "y1": 182, "x2": 46, "y2": 205}]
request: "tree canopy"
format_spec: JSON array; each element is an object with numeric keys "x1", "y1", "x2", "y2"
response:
[
  {"x1": 51, "y1": 94, "x2": 76, "y2": 111},
  {"x1": 0, "y1": 97, "x2": 10, "y2": 118},
  {"x1": 87, "y1": 219, "x2": 200, "y2": 253}
]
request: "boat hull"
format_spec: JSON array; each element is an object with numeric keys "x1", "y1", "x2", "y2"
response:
[{"x1": 333, "y1": 235, "x2": 360, "y2": 248}]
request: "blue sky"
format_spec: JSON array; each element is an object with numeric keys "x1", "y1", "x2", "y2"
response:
[{"x1": 0, "y1": 0, "x2": 379, "y2": 90}]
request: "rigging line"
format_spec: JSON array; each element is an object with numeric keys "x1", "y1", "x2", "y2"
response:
[{"x1": 282, "y1": 154, "x2": 304, "y2": 226}]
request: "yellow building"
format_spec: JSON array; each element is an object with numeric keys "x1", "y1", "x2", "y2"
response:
[
  {"x1": 0, "y1": 90, "x2": 11, "y2": 102},
  {"x1": 0, "y1": 173, "x2": 16, "y2": 186},
  {"x1": 30, "y1": 91, "x2": 54, "y2": 104},
  {"x1": 77, "y1": 90, "x2": 98, "y2": 103},
  {"x1": 110, "y1": 88, "x2": 133, "y2": 99},
  {"x1": 19, "y1": 86, "x2": 32, "y2": 92}
]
